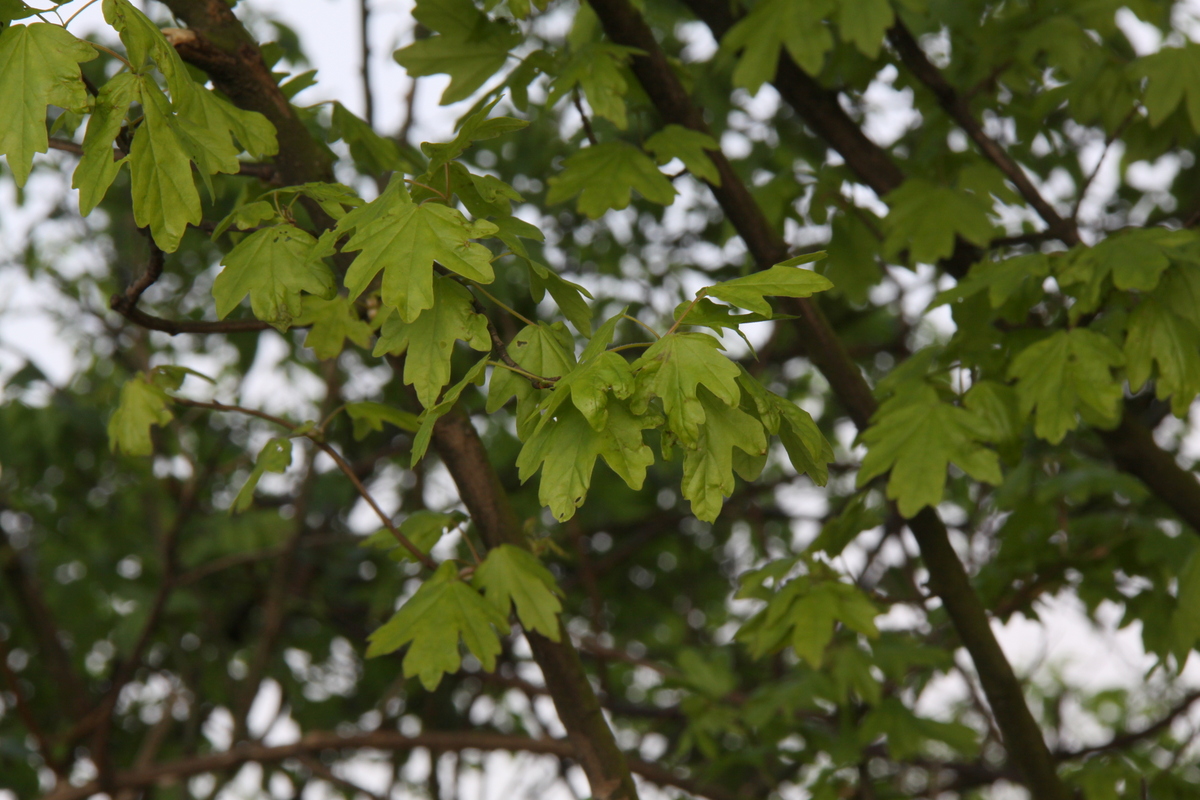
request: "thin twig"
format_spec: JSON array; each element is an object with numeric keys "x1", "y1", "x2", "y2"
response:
[
  {"x1": 572, "y1": 89, "x2": 600, "y2": 147},
  {"x1": 359, "y1": 0, "x2": 374, "y2": 128},
  {"x1": 1070, "y1": 108, "x2": 1136, "y2": 224}
]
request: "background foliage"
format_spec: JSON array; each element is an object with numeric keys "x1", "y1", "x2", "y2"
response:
[{"x1": 2, "y1": 0, "x2": 1200, "y2": 799}]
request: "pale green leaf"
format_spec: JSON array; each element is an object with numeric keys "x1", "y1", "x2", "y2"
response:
[
  {"x1": 212, "y1": 224, "x2": 336, "y2": 328},
  {"x1": 486, "y1": 321, "x2": 576, "y2": 437},
  {"x1": 857, "y1": 384, "x2": 1002, "y2": 518},
  {"x1": 704, "y1": 261, "x2": 832, "y2": 316},
  {"x1": 128, "y1": 80, "x2": 202, "y2": 253},
  {"x1": 73, "y1": 72, "x2": 138, "y2": 214},
  {"x1": 721, "y1": 0, "x2": 834, "y2": 92},
  {"x1": 631, "y1": 332, "x2": 741, "y2": 446},
  {"x1": 882, "y1": 179, "x2": 996, "y2": 266},
  {"x1": 293, "y1": 295, "x2": 373, "y2": 360},
  {"x1": 473, "y1": 544, "x2": 563, "y2": 640},
  {"x1": 0, "y1": 22, "x2": 96, "y2": 186},
  {"x1": 681, "y1": 388, "x2": 767, "y2": 521},
  {"x1": 644, "y1": 125, "x2": 722, "y2": 185},
  {"x1": 1124, "y1": 296, "x2": 1200, "y2": 417},
  {"x1": 374, "y1": 277, "x2": 491, "y2": 408},
  {"x1": 346, "y1": 401, "x2": 420, "y2": 440},
  {"x1": 233, "y1": 437, "x2": 293, "y2": 513},
  {"x1": 1008, "y1": 328, "x2": 1125, "y2": 445},
  {"x1": 545, "y1": 141, "x2": 676, "y2": 219},
  {"x1": 547, "y1": 43, "x2": 641, "y2": 129},
  {"x1": 366, "y1": 561, "x2": 510, "y2": 690},
  {"x1": 107, "y1": 373, "x2": 173, "y2": 456},
  {"x1": 411, "y1": 356, "x2": 489, "y2": 464}
]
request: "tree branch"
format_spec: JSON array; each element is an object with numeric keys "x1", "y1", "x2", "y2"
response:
[
  {"x1": 583, "y1": 2, "x2": 1071, "y2": 797},
  {"x1": 39, "y1": 730, "x2": 733, "y2": 800}
]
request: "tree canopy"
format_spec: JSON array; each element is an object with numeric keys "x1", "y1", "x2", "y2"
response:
[{"x1": 2, "y1": 0, "x2": 1200, "y2": 799}]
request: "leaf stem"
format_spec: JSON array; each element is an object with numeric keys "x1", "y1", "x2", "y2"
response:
[
  {"x1": 471, "y1": 282, "x2": 536, "y2": 327},
  {"x1": 64, "y1": 0, "x2": 103, "y2": 27},
  {"x1": 665, "y1": 292, "x2": 704, "y2": 336},
  {"x1": 622, "y1": 313, "x2": 660, "y2": 340},
  {"x1": 87, "y1": 41, "x2": 133, "y2": 70},
  {"x1": 607, "y1": 342, "x2": 652, "y2": 353},
  {"x1": 171, "y1": 397, "x2": 438, "y2": 570},
  {"x1": 488, "y1": 360, "x2": 556, "y2": 384},
  {"x1": 404, "y1": 178, "x2": 448, "y2": 200}
]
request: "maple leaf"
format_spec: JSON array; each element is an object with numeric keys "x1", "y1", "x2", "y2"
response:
[
  {"x1": 1124, "y1": 296, "x2": 1200, "y2": 417},
  {"x1": 826, "y1": 212, "x2": 883, "y2": 304},
  {"x1": 1008, "y1": 328, "x2": 1125, "y2": 445},
  {"x1": 232, "y1": 437, "x2": 293, "y2": 513},
  {"x1": 473, "y1": 544, "x2": 563, "y2": 640},
  {"x1": 366, "y1": 561, "x2": 510, "y2": 690},
  {"x1": 517, "y1": 401, "x2": 657, "y2": 522},
  {"x1": 128, "y1": 80, "x2": 202, "y2": 253},
  {"x1": 534, "y1": 351, "x2": 635, "y2": 434},
  {"x1": 338, "y1": 179, "x2": 498, "y2": 322},
  {"x1": 360, "y1": 510, "x2": 466, "y2": 563},
  {"x1": 681, "y1": 388, "x2": 767, "y2": 522},
  {"x1": 410, "y1": 356, "x2": 488, "y2": 464},
  {"x1": 486, "y1": 321, "x2": 576, "y2": 436},
  {"x1": 392, "y1": 0, "x2": 520, "y2": 104},
  {"x1": 631, "y1": 332, "x2": 741, "y2": 446},
  {"x1": 293, "y1": 295, "x2": 373, "y2": 360},
  {"x1": 837, "y1": 0, "x2": 894, "y2": 59},
  {"x1": 73, "y1": 72, "x2": 138, "y2": 215},
  {"x1": 547, "y1": 43, "x2": 642, "y2": 129},
  {"x1": 0, "y1": 22, "x2": 95, "y2": 187},
  {"x1": 373, "y1": 277, "x2": 491, "y2": 408},
  {"x1": 702, "y1": 259, "x2": 833, "y2": 316},
  {"x1": 212, "y1": 224, "x2": 336, "y2": 329},
  {"x1": 107, "y1": 374, "x2": 173, "y2": 456},
  {"x1": 933, "y1": 252, "x2": 1051, "y2": 310},
  {"x1": 882, "y1": 179, "x2": 996, "y2": 266},
  {"x1": 645, "y1": 125, "x2": 722, "y2": 185},
  {"x1": 332, "y1": 102, "x2": 407, "y2": 174},
  {"x1": 1055, "y1": 227, "x2": 1191, "y2": 316},
  {"x1": 1135, "y1": 43, "x2": 1200, "y2": 132},
  {"x1": 857, "y1": 384, "x2": 1002, "y2": 518},
  {"x1": 769, "y1": 392, "x2": 833, "y2": 486},
  {"x1": 345, "y1": 401, "x2": 420, "y2": 440},
  {"x1": 546, "y1": 141, "x2": 676, "y2": 219},
  {"x1": 721, "y1": 0, "x2": 834, "y2": 92}
]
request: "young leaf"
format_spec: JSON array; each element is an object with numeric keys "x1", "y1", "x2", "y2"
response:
[
  {"x1": 770, "y1": 392, "x2": 833, "y2": 485},
  {"x1": 108, "y1": 374, "x2": 173, "y2": 456},
  {"x1": 644, "y1": 125, "x2": 722, "y2": 185},
  {"x1": 0, "y1": 22, "x2": 96, "y2": 187},
  {"x1": 933, "y1": 252, "x2": 1050, "y2": 309},
  {"x1": 332, "y1": 101, "x2": 406, "y2": 174},
  {"x1": 411, "y1": 356, "x2": 489, "y2": 464},
  {"x1": 545, "y1": 141, "x2": 676, "y2": 219},
  {"x1": 232, "y1": 437, "x2": 293, "y2": 513},
  {"x1": 882, "y1": 179, "x2": 996, "y2": 266},
  {"x1": 1135, "y1": 43, "x2": 1200, "y2": 132},
  {"x1": 1124, "y1": 296, "x2": 1200, "y2": 417},
  {"x1": 631, "y1": 332, "x2": 741, "y2": 446},
  {"x1": 473, "y1": 544, "x2": 563, "y2": 639},
  {"x1": 362, "y1": 510, "x2": 466, "y2": 562},
  {"x1": 486, "y1": 321, "x2": 576, "y2": 436},
  {"x1": 1008, "y1": 329, "x2": 1125, "y2": 444},
  {"x1": 533, "y1": 350, "x2": 634, "y2": 434},
  {"x1": 373, "y1": 277, "x2": 491, "y2": 408},
  {"x1": 836, "y1": 0, "x2": 894, "y2": 59},
  {"x1": 721, "y1": 0, "x2": 834, "y2": 92},
  {"x1": 74, "y1": 72, "x2": 139, "y2": 215},
  {"x1": 128, "y1": 79, "x2": 202, "y2": 252},
  {"x1": 293, "y1": 295, "x2": 373, "y2": 360},
  {"x1": 392, "y1": 0, "x2": 521, "y2": 105},
  {"x1": 213, "y1": 224, "x2": 336, "y2": 329},
  {"x1": 346, "y1": 401, "x2": 420, "y2": 440},
  {"x1": 680, "y1": 388, "x2": 767, "y2": 522},
  {"x1": 857, "y1": 384, "x2": 1002, "y2": 518},
  {"x1": 422, "y1": 96, "x2": 529, "y2": 173},
  {"x1": 517, "y1": 400, "x2": 657, "y2": 522},
  {"x1": 546, "y1": 42, "x2": 641, "y2": 129},
  {"x1": 703, "y1": 261, "x2": 833, "y2": 316},
  {"x1": 366, "y1": 560, "x2": 510, "y2": 690},
  {"x1": 338, "y1": 179, "x2": 498, "y2": 321}
]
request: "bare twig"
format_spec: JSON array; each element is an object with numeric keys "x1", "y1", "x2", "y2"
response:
[{"x1": 572, "y1": 89, "x2": 600, "y2": 147}]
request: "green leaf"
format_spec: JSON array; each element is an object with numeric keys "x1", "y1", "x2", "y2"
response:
[
  {"x1": 1134, "y1": 43, "x2": 1200, "y2": 132},
  {"x1": 770, "y1": 391, "x2": 833, "y2": 485},
  {"x1": 825, "y1": 211, "x2": 883, "y2": 304},
  {"x1": 933, "y1": 252, "x2": 1051, "y2": 309},
  {"x1": 232, "y1": 437, "x2": 293, "y2": 513},
  {"x1": 293, "y1": 295, "x2": 373, "y2": 360},
  {"x1": 517, "y1": 400, "x2": 657, "y2": 522},
  {"x1": 547, "y1": 43, "x2": 641, "y2": 129},
  {"x1": 211, "y1": 200, "x2": 281, "y2": 240},
  {"x1": 533, "y1": 350, "x2": 634, "y2": 435},
  {"x1": 73, "y1": 72, "x2": 138, "y2": 215},
  {"x1": 107, "y1": 373, "x2": 173, "y2": 456},
  {"x1": 644, "y1": 125, "x2": 721, "y2": 185},
  {"x1": 366, "y1": 560, "x2": 510, "y2": 690},
  {"x1": 1124, "y1": 296, "x2": 1200, "y2": 417},
  {"x1": 346, "y1": 401, "x2": 420, "y2": 440},
  {"x1": 527, "y1": 260, "x2": 594, "y2": 335},
  {"x1": 703, "y1": 260, "x2": 832, "y2": 316},
  {"x1": 332, "y1": 101, "x2": 406, "y2": 174},
  {"x1": 486, "y1": 321, "x2": 576, "y2": 437},
  {"x1": 392, "y1": 0, "x2": 521, "y2": 104},
  {"x1": 857, "y1": 384, "x2": 1002, "y2": 518},
  {"x1": 338, "y1": 178, "x2": 498, "y2": 321},
  {"x1": 1056, "y1": 228, "x2": 1184, "y2": 316},
  {"x1": 631, "y1": 332, "x2": 741, "y2": 447},
  {"x1": 721, "y1": 0, "x2": 834, "y2": 92},
  {"x1": 473, "y1": 544, "x2": 563, "y2": 639},
  {"x1": 422, "y1": 96, "x2": 529, "y2": 173},
  {"x1": 681, "y1": 388, "x2": 767, "y2": 522},
  {"x1": 545, "y1": 141, "x2": 676, "y2": 219},
  {"x1": 411, "y1": 356, "x2": 489, "y2": 464},
  {"x1": 362, "y1": 510, "x2": 466, "y2": 562},
  {"x1": 882, "y1": 179, "x2": 996, "y2": 266},
  {"x1": 837, "y1": 0, "x2": 894, "y2": 59},
  {"x1": 373, "y1": 277, "x2": 491, "y2": 407},
  {"x1": 212, "y1": 224, "x2": 335, "y2": 329},
  {"x1": 1171, "y1": 548, "x2": 1200, "y2": 659},
  {"x1": 128, "y1": 79, "x2": 202, "y2": 253},
  {"x1": 740, "y1": 576, "x2": 879, "y2": 665},
  {"x1": 1009, "y1": 329, "x2": 1125, "y2": 444},
  {"x1": 0, "y1": 22, "x2": 95, "y2": 187}
]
